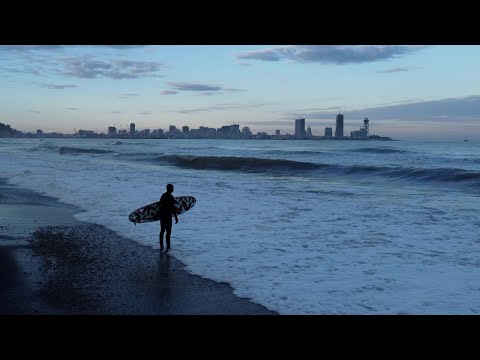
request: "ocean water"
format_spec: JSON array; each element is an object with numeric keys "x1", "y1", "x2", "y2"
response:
[{"x1": 1, "y1": 137, "x2": 479, "y2": 314}]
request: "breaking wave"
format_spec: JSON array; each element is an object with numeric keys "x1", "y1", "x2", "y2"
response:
[
  {"x1": 58, "y1": 147, "x2": 115, "y2": 155},
  {"x1": 154, "y1": 154, "x2": 322, "y2": 172},
  {"x1": 151, "y1": 154, "x2": 480, "y2": 188},
  {"x1": 352, "y1": 147, "x2": 409, "y2": 154}
]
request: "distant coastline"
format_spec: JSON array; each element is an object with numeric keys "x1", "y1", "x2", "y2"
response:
[
  {"x1": 0, "y1": 121, "x2": 393, "y2": 141},
  {"x1": 0, "y1": 133, "x2": 394, "y2": 141}
]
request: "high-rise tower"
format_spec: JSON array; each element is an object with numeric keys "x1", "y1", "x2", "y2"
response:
[
  {"x1": 295, "y1": 118, "x2": 306, "y2": 139},
  {"x1": 335, "y1": 114, "x2": 344, "y2": 138}
]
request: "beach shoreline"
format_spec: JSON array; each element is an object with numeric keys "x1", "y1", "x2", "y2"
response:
[{"x1": 0, "y1": 178, "x2": 277, "y2": 315}]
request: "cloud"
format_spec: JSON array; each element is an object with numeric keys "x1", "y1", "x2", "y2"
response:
[
  {"x1": 66, "y1": 107, "x2": 79, "y2": 111},
  {"x1": 236, "y1": 45, "x2": 428, "y2": 65},
  {"x1": 0, "y1": 45, "x2": 63, "y2": 52},
  {"x1": 164, "y1": 82, "x2": 245, "y2": 96},
  {"x1": 225, "y1": 88, "x2": 246, "y2": 93},
  {"x1": 196, "y1": 92, "x2": 220, "y2": 96},
  {"x1": 118, "y1": 93, "x2": 140, "y2": 98},
  {"x1": 111, "y1": 110, "x2": 123, "y2": 114},
  {"x1": 61, "y1": 57, "x2": 164, "y2": 79},
  {"x1": 28, "y1": 110, "x2": 41, "y2": 114},
  {"x1": 0, "y1": 45, "x2": 147, "y2": 52},
  {"x1": 39, "y1": 83, "x2": 76, "y2": 89},
  {"x1": 2, "y1": 67, "x2": 41, "y2": 76},
  {"x1": 138, "y1": 111, "x2": 152, "y2": 115},
  {"x1": 168, "y1": 82, "x2": 223, "y2": 92},
  {"x1": 295, "y1": 95, "x2": 480, "y2": 122},
  {"x1": 161, "y1": 90, "x2": 179, "y2": 95},
  {"x1": 179, "y1": 107, "x2": 209, "y2": 114},
  {"x1": 377, "y1": 67, "x2": 410, "y2": 73},
  {"x1": 99, "y1": 45, "x2": 148, "y2": 49},
  {"x1": 178, "y1": 102, "x2": 266, "y2": 114}
]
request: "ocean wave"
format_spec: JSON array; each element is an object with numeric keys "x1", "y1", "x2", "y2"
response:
[
  {"x1": 27, "y1": 143, "x2": 59, "y2": 152},
  {"x1": 352, "y1": 147, "x2": 409, "y2": 154},
  {"x1": 385, "y1": 166, "x2": 480, "y2": 184},
  {"x1": 154, "y1": 154, "x2": 323, "y2": 172},
  {"x1": 150, "y1": 154, "x2": 480, "y2": 187},
  {"x1": 265, "y1": 150, "x2": 324, "y2": 156},
  {"x1": 58, "y1": 147, "x2": 115, "y2": 155}
]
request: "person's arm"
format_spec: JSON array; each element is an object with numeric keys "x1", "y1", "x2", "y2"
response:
[{"x1": 172, "y1": 196, "x2": 178, "y2": 223}]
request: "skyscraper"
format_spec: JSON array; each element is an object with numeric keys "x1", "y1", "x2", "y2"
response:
[
  {"x1": 324, "y1": 127, "x2": 332, "y2": 138},
  {"x1": 335, "y1": 114, "x2": 344, "y2": 138},
  {"x1": 295, "y1": 118, "x2": 306, "y2": 138},
  {"x1": 130, "y1": 123, "x2": 135, "y2": 134}
]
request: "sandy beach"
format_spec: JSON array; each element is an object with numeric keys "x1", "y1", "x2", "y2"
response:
[{"x1": 0, "y1": 178, "x2": 277, "y2": 315}]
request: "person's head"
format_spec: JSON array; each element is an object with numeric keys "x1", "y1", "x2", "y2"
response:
[{"x1": 166, "y1": 183, "x2": 174, "y2": 193}]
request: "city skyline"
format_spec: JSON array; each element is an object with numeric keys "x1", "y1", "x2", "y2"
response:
[
  {"x1": 2, "y1": 45, "x2": 480, "y2": 140},
  {"x1": 2, "y1": 115, "x2": 390, "y2": 141}
]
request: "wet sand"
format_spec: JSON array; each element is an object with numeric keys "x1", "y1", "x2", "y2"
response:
[{"x1": 0, "y1": 178, "x2": 277, "y2": 315}]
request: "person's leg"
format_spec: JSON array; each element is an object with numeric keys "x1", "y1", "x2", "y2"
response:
[
  {"x1": 159, "y1": 219, "x2": 166, "y2": 251},
  {"x1": 165, "y1": 217, "x2": 172, "y2": 251}
]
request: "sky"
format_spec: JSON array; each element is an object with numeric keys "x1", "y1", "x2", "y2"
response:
[{"x1": 1, "y1": 45, "x2": 480, "y2": 140}]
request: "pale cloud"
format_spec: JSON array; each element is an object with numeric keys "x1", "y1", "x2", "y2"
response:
[
  {"x1": 0, "y1": 45, "x2": 63, "y2": 52},
  {"x1": 0, "y1": 45, "x2": 147, "y2": 52},
  {"x1": 168, "y1": 82, "x2": 223, "y2": 92},
  {"x1": 118, "y1": 93, "x2": 140, "y2": 98},
  {"x1": 165, "y1": 82, "x2": 245, "y2": 95},
  {"x1": 178, "y1": 102, "x2": 267, "y2": 114},
  {"x1": 236, "y1": 45, "x2": 428, "y2": 65},
  {"x1": 294, "y1": 95, "x2": 480, "y2": 122},
  {"x1": 377, "y1": 67, "x2": 410, "y2": 73},
  {"x1": 61, "y1": 57, "x2": 164, "y2": 79},
  {"x1": 39, "y1": 83, "x2": 77, "y2": 89},
  {"x1": 2, "y1": 67, "x2": 41, "y2": 76}
]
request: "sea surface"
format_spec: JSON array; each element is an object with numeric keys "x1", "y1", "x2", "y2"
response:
[{"x1": 1, "y1": 137, "x2": 479, "y2": 314}]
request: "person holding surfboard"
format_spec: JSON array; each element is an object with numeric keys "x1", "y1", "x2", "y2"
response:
[{"x1": 159, "y1": 183, "x2": 178, "y2": 252}]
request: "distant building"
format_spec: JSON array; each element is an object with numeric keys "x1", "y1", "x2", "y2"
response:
[
  {"x1": 295, "y1": 118, "x2": 306, "y2": 138},
  {"x1": 36, "y1": 129, "x2": 43, "y2": 135},
  {"x1": 242, "y1": 127, "x2": 252, "y2": 136},
  {"x1": 182, "y1": 126, "x2": 189, "y2": 133},
  {"x1": 218, "y1": 124, "x2": 241, "y2": 138},
  {"x1": 350, "y1": 118, "x2": 369, "y2": 139},
  {"x1": 335, "y1": 114, "x2": 344, "y2": 138},
  {"x1": 78, "y1": 129, "x2": 95, "y2": 136},
  {"x1": 151, "y1": 129, "x2": 164, "y2": 136},
  {"x1": 256, "y1": 132, "x2": 268, "y2": 139},
  {"x1": 130, "y1": 123, "x2": 135, "y2": 134},
  {"x1": 306, "y1": 126, "x2": 312, "y2": 137},
  {"x1": 275, "y1": 129, "x2": 280, "y2": 136},
  {"x1": 324, "y1": 127, "x2": 333, "y2": 138},
  {"x1": 108, "y1": 126, "x2": 117, "y2": 135}
]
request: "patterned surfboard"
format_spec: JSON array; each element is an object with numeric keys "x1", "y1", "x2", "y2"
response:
[{"x1": 128, "y1": 196, "x2": 196, "y2": 224}]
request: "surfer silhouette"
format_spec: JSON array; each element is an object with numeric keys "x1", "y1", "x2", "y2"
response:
[{"x1": 159, "y1": 183, "x2": 178, "y2": 252}]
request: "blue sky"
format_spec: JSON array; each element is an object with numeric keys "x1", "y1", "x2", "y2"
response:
[{"x1": 1, "y1": 45, "x2": 480, "y2": 140}]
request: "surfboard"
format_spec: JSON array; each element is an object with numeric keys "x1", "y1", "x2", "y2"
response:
[{"x1": 128, "y1": 196, "x2": 196, "y2": 224}]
